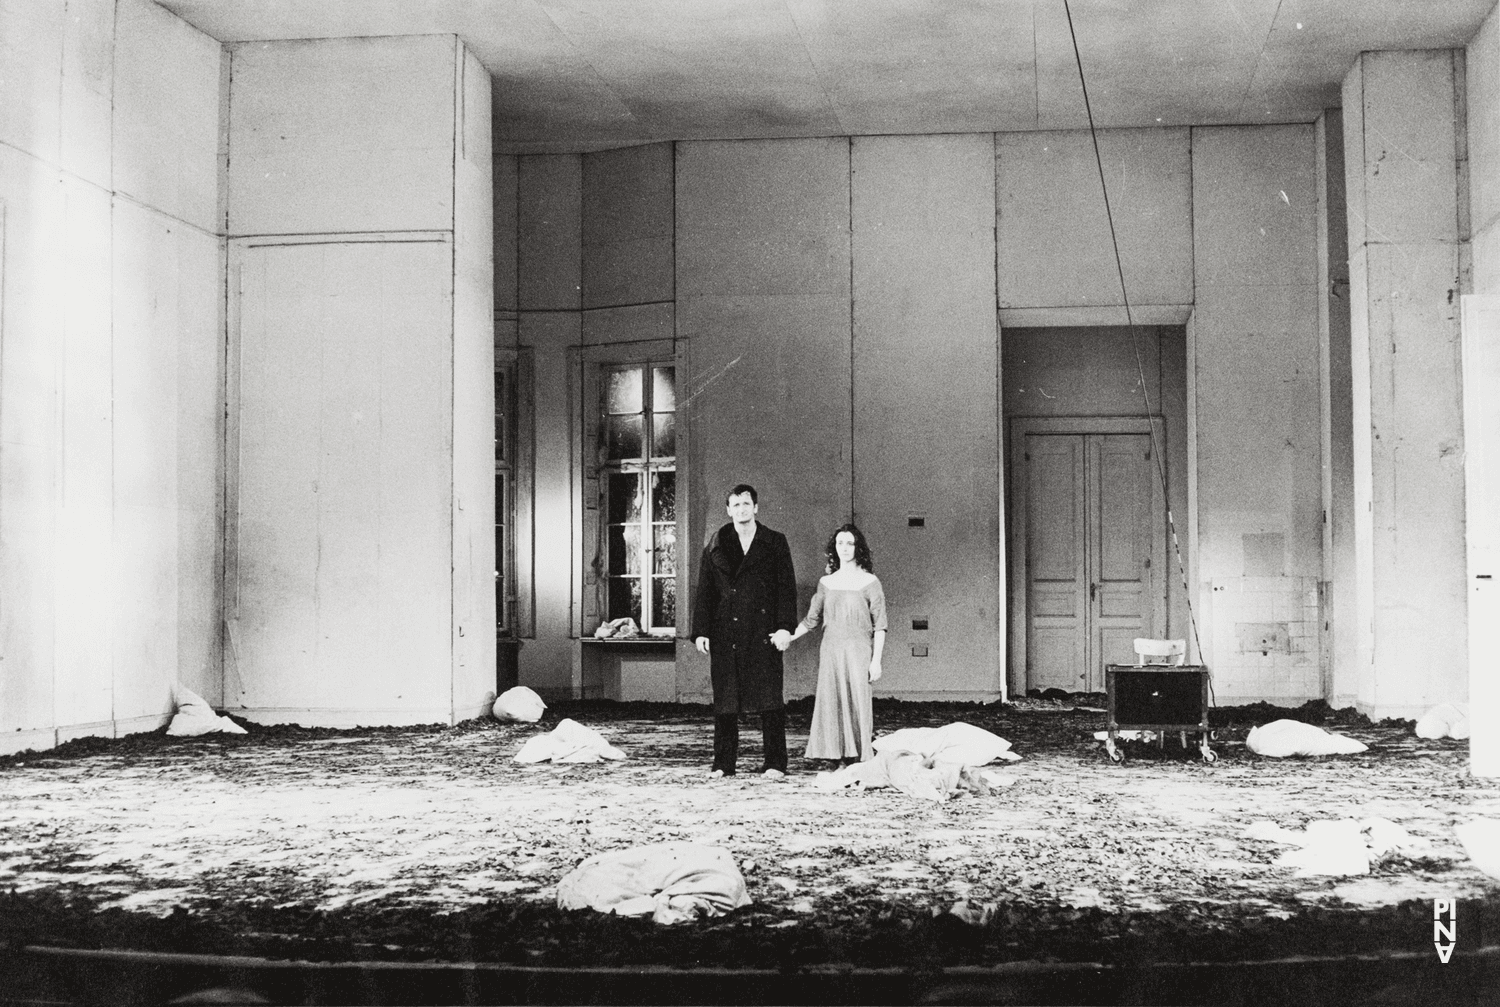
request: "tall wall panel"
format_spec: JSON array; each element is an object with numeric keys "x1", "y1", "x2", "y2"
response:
[
  {"x1": 518, "y1": 311, "x2": 581, "y2": 694},
  {"x1": 54, "y1": 180, "x2": 115, "y2": 732},
  {"x1": 231, "y1": 239, "x2": 453, "y2": 722},
  {"x1": 1191, "y1": 124, "x2": 1323, "y2": 704},
  {"x1": 453, "y1": 47, "x2": 497, "y2": 710},
  {"x1": 226, "y1": 36, "x2": 493, "y2": 726},
  {"x1": 0, "y1": 0, "x2": 225, "y2": 753},
  {"x1": 850, "y1": 134, "x2": 1001, "y2": 701},
  {"x1": 1342, "y1": 52, "x2": 1469, "y2": 718},
  {"x1": 514, "y1": 154, "x2": 582, "y2": 694},
  {"x1": 677, "y1": 138, "x2": 853, "y2": 697}
]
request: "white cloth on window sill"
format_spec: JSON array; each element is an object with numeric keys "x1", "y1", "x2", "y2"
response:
[
  {"x1": 593, "y1": 617, "x2": 641, "y2": 639},
  {"x1": 556, "y1": 842, "x2": 751, "y2": 924},
  {"x1": 166, "y1": 685, "x2": 248, "y2": 737},
  {"x1": 514, "y1": 718, "x2": 625, "y2": 763}
]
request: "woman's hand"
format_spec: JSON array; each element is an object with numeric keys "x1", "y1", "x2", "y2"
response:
[{"x1": 868, "y1": 658, "x2": 883, "y2": 683}]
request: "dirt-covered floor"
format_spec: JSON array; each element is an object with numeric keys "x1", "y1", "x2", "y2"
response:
[{"x1": 0, "y1": 699, "x2": 1497, "y2": 973}]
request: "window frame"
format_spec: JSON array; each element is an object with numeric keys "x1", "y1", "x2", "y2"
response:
[
  {"x1": 597, "y1": 362, "x2": 677, "y2": 636},
  {"x1": 573, "y1": 338, "x2": 687, "y2": 642},
  {"x1": 494, "y1": 359, "x2": 516, "y2": 636}
]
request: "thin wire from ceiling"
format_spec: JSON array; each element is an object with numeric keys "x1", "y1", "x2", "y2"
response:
[{"x1": 1060, "y1": 0, "x2": 1209, "y2": 690}]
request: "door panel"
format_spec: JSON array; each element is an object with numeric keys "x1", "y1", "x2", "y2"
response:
[
  {"x1": 1023, "y1": 430, "x2": 1160, "y2": 693},
  {"x1": 1090, "y1": 434, "x2": 1155, "y2": 690},
  {"x1": 1025, "y1": 436, "x2": 1087, "y2": 691}
]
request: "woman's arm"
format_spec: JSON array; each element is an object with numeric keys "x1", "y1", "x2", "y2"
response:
[
  {"x1": 869, "y1": 629, "x2": 886, "y2": 682},
  {"x1": 783, "y1": 582, "x2": 824, "y2": 647}
]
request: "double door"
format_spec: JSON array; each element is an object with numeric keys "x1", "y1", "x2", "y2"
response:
[{"x1": 1009, "y1": 421, "x2": 1166, "y2": 694}]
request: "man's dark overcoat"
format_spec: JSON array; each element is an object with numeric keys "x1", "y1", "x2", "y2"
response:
[{"x1": 690, "y1": 522, "x2": 799, "y2": 715}]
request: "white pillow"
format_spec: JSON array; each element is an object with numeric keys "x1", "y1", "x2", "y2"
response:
[
  {"x1": 1246, "y1": 719, "x2": 1366, "y2": 757},
  {"x1": 1415, "y1": 702, "x2": 1470, "y2": 740},
  {"x1": 493, "y1": 685, "x2": 547, "y2": 723}
]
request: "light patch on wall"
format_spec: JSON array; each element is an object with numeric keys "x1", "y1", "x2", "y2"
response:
[
  {"x1": 1242, "y1": 533, "x2": 1285, "y2": 577},
  {"x1": 1236, "y1": 622, "x2": 1291, "y2": 655}
]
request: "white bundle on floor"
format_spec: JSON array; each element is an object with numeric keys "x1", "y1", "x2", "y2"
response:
[
  {"x1": 1455, "y1": 819, "x2": 1500, "y2": 881},
  {"x1": 813, "y1": 749, "x2": 992, "y2": 803},
  {"x1": 1415, "y1": 702, "x2": 1470, "y2": 740},
  {"x1": 1245, "y1": 719, "x2": 1367, "y2": 757},
  {"x1": 1243, "y1": 817, "x2": 1429, "y2": 877},
  {"x1": 556, "y1": 842, "x2": 751, "y2": 925},
  {"x1": 514, "y1": 718, "x2": 625, "y2": 763},
  {"x1": 493, "y1": 686, "x2": 547, "y2": 723},
  {"x1": 166, "y1": 686, "x2": 248, "y2": 737},
  {"x1": 872, "y1": 722, "x2": 1021, "y2": 766}
]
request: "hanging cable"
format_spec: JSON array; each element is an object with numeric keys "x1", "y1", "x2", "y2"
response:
[{"x1": 1060, "y1": 0, "x2": 1210, "y2": 695}]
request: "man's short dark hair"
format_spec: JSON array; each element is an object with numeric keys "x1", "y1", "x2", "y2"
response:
[{"x1": 726, "y1": 483, "x2": 758, "y2": 505}]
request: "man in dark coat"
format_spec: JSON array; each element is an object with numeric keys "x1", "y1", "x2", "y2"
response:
[{"x1": 690, "y1": 483, "x2": 799, "y2": 778}]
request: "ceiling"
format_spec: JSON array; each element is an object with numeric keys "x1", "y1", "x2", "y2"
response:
[{"x1": 158, "y1": 0, "x2": 1497, "y2": 153}]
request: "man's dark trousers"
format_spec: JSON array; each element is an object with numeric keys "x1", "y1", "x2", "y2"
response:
[{"x1": 712, "y1": 710, "x2": 787, "y2": 775}]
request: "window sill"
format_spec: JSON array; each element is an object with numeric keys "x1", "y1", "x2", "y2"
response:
[{"x1": 581, "y1": 636, "x2": 677, "y2": 646}]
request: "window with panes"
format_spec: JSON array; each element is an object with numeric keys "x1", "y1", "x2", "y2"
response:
[
  {"x1": 599, "y1": 364, "x2": 676, "y2": 634},
  {"x1": 494, "y1": 363, "x2": 514, "y2": 635}
]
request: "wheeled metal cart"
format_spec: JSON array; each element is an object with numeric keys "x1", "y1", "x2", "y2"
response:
[{"x1": 1103, "y1": 663, "x2": 1216, "y2": 763}]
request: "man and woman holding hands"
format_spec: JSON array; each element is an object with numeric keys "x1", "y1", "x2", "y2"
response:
[{"x1": 690, "y1": 484, "x2": 887, "y2": 779}]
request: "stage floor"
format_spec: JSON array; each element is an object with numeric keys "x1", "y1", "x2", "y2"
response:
[{"x1": 0, "y1": 699, "x2": 1496, "y2": 974}]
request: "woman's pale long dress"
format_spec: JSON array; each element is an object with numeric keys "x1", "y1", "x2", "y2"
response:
[{"x1": 800, "y1": 576, "x2": 888, "y2": 761}]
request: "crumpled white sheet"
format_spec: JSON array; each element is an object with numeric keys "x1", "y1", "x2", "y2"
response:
[
  {"x1": 514, "y1": 718, "x2": 625, "y2": 763},
  {"x1": 166, "y1": 686, "x2": 248, "y2": 737},
  {"x1": 1246, "y1": 719, "x2": 1367, "y2": 757},
  {"x1": 1415, "y1": 702, "x2": 1470, "y2": 740},
  {"x1": 556, "y1": 842, "x2": 751, "y2": 924},
  {"x1": 593, "y1": 617, "x2": 640, "y2": 639},
  {"x1": 493, "y1": 686, "x2": 547, "y2": 723},
  {"x1": 1455, "y1": 819, "x2": 1500, "y2": 881},
  {"x1": 872, "y1": 722, "x2": 1022, "y2": 766},
  {"x1": 813, "y1": 749, "x2": 994, "y2": 802},
  {"x1": 1243, "y1": 817, "x2": 1430, "y2": 877}
]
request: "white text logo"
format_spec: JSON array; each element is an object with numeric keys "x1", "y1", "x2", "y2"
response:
[{"x1": 1434, "y1": 899, "x2": 1457, "y2": 963}]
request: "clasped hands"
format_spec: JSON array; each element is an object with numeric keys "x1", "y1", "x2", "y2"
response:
[{"x1": 694, "y1": 631, "x2": 794, "y2": 654}]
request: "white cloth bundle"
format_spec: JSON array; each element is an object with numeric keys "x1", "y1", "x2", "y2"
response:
[
  {"x1": 1415, "y1": 702, "x2": 1470, "y2": 740},
  {"x1": 557, "y1": 842, "x2": 751, "y2": 924},
  {"x1": 166, "y1": 686, "x2": 248, "y2": 737},
  {"x1": 1245, "y1": 719, "x2": 1366, "y2": 757},
  {"x1": 493, "y1": 686, "x2": 547, "y2": 723},
  {"x1": 1455, "y1": 819, "x2": 1500, "y2": 881},
  {"x1": 514, "y1": 718, "x2": 625, "y2": 763},
  {"x1": 1244, "y1": 817, "x2": 1429, "y2": 877},
  {"x1": 872, "y1": 722, "x2": 1021, "y2": 766},
  {"x1": 813, "y1": 749, "x2": 994, "y2": 803}
]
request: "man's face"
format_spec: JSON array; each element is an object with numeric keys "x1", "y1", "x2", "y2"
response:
[{"x1": 726, "y1": 492, "x2": 758, "y2": 526}]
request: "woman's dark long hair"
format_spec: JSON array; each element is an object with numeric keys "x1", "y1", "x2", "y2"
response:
[{"x1": 823, "y1": 523, "x2": 873, "y2": 575}]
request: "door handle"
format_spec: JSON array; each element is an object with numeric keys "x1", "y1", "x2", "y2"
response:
[{"x1": 1090, "y1": 582, "x2": 1097, "y2": 601}]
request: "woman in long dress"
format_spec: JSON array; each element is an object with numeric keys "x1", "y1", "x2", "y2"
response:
[{"x1": 788, "y1": 524, "x2": 887, "y2": 764}]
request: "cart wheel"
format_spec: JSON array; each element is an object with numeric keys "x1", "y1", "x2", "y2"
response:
[
  {"x1": 1202, "y1": 748, "x2": 1217, "y2": 763},
  {"x1": 1109, "y1": 747, "x2": 1124, "y2": 763}
]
